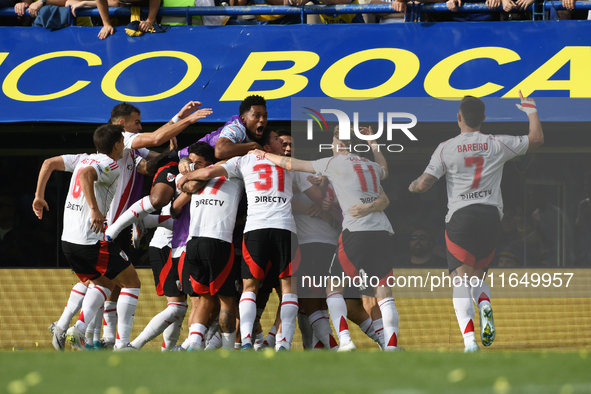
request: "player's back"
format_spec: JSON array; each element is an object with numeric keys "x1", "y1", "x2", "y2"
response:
[
  {"x1": 312, "y1": 153, "x2": 392, "y2": 233},
  {"x1": 434, "y1": 131, "x2": 529, "y2": 221},
  {"x1": 223, "y1": 154, "x2": 294, "y2": 233},
  {"x1": 62, "y1": 153, "x2": 120, "y2": 245}
]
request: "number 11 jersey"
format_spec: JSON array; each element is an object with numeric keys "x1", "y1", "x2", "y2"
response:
[{"x1": 312, "y1": 153, "x2": 393, "y2": 234}]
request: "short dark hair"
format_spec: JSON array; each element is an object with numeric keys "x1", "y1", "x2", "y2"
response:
[
  {"x1": 110, "y1": 102, "x2": 140, "y2": 124},
  {"x1": 459, "y1": 96, "x2": 485, "y2": 128},
  {"x1": 259, "y1": 129, "x2": 274, "y2": 148},
  {"x1": 239, "y1": 95, "x2": 266, "y2": 116},
  {"x1": 333, "y1": 125, "x2": 363, "y2": 148},
  {"x1": 275, "y1": 129, "x2": 291, "y2": 138},
  {"x1": 187, "y1": 142, "x2": 215, "y2": 164},
  {"x1": 94, "y1": 124, "x2": 124, "y2": 154}
]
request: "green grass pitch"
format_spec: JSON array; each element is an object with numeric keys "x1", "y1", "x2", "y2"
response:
[{"x1": 1, "y1": 350, "x2": 590, "y2": 394}]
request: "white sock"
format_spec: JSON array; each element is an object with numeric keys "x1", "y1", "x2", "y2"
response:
[
  {"x1": 161, "y1": 314, "x2": 185, "y2": 351},
  {"x1": 205, "y1": 331, "x2": 223, "y2": 350},
  {"x1": 132, "y1": 301, "x2": 187, "y2": 349},
  {"x1": 93, "y1": 306, "x2": 104, "y2": 343},
  {"x1": 106, "y1": 196, "x2": 155, "y2": 240},
  {"x1": 143, "y1": 214, "x2": 173, "y2": 231},
  {"x1": 220, "y1": 331, "x2": 235, "y2": 350},
  {"x1": 321, "y1": 310, "x2": 338, "y2": 349},
  {"x1": 263, "y1": 325, "x2": 277, "y2": 348},
  {"x1": 239, "y1": 292, "x2": 257, "y2": 344},
  {"x1": 181, "y1": 336, "x2": 191, "y2": 350},
  {"x1": 116, "y1": 288, "x2": 140, "y2": 348},
  {"x1": 280, "y1": 293, "x2": 299, "y2": 350},
  {"x1": 189, "y1": 323, "x2": 207, "y2": 350},
  {"x1": 309, "y1": 310, "x2": 335, "y2": 349},
  {"x1": 360, "y1": 317, "x2": 382, "y2": 347},
  {"x1": 298, "y1": 311, "x2": 313, "y2": 350},
  {"x1": 453, "y1": 279, "x2": 476, "y2": 347},
  {"x1": 57, "y1": 283, "x2": 87, "y2": 330},
  {"x1": 275, "y1": 332, "x2": 283, "y2": 351},
  {"x1": 326, "y1": 292, "x2": 351, "y2": 344},
  {"x1": 75, "y1": 285, "x2": 111, "y2": 334},
  {"x1": 102, "y1": 301, "x2": 118, "y2": 343},
  {"x1": 378, "y1": 298, "x2": 399, "y2": 351},
  {"x1": 472, "y1": 279, "x2": 492, "y2": 310}
]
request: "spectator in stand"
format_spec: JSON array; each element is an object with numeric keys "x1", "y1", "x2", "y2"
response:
[
  {"x1": 161, "y1": 0, "x2": 223, "y2": 26},
  {"x1": 369, "y1": 0, "x2": 406, "y2": 23},
  {"x1": 65, "y1": 0, "x2": 118, "y2": 20},
  {"x1": 14, "y1": 0, "x2": 66, "y2": 18},
  {"x1": 395, "y1": 228, "x2": 447, "y2": 269},
  {"x1": 95, "y1": 0, "x2": 159, "y2": 38},
  {"x1": 497, "y1": 248, "x2": 519, "y2": 268},
  {"x1": 423, "y1": 0, "x2": 500, "y2": 21}
]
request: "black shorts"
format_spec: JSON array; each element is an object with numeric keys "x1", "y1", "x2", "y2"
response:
[
  {"x1": 183, "y1": 237, "x2": 238, "y2": 298},
  {"x1": 242, "y1": 229, "x2": 300, "y2": 282},
  {"x1": 445, "y1": 204, "x2": 501, "y2": 272},
  {"x1": 62, "y1": 240, "x2": 131, "y2": 283},
  {"x1": 298, "y1": 242, "x2": 338, "y2": 297},
  {"x1": 149, "y1": 245, "x2": 184, "y2": 297},
  {"x1": 330, "y1": 230, "x2": 394, "y2": 294},
  {"x1": 152, "y1": 162, "x2": 179, "y2": 190}
]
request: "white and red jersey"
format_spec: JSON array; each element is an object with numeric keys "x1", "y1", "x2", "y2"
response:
[
  {"x1": 312, "y1": 153, "x2": 393, "y2": 234},
  {"x1": 61, "y1": 153, "x2": 120, "y2": 245},
  {"x1": 424, "y1": 131, "x2": 529, "y2": 222},
  {"x1": 293, "y1": 172, "x2": 339, "y2": 245},
  {"x1": 188, "y1": 175, "x2": 244, "y2": 243},
  {"x1": 150, "y1": 203, "x2": 173, "y2": 249},
  {"x1": 106, "y1": 132, "x2": 150, "y2": 225},
  {"x1": 223, "y1": 154, "x2": 300, "y2": 233}
]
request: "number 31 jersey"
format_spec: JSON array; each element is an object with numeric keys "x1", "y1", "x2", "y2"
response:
[
  {"x1": 424, "y1": 131, "x2": 529, "y2": 222},
  {"x1": 223, "y1": 154, "x2": 300, "y2": 234},
  {"x1": 61, "y1": 153, "x2": 120, "y2": 245},
  {"x1": 312, "y1": 153, "x2": 393, "y2": 234}
]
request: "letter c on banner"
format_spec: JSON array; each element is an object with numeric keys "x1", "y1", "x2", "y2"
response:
[
  {"x1": 102, "y1": 51, "x2": 201, "y2": 102},
  {"x1": 424, "y1": 47, "x2": 521, "y2": 99},
  {"x1": 320, "y1": 48, "x2": 420, "y2": 100},
  {"x1": 2, "y1": 51, "x2": 101, "y2": 102}
]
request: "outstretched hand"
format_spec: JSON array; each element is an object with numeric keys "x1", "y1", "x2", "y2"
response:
[
  {"x1": 178, "y1": 101, "x2": 202, "y2": 119},
  {"x1": 515, "y1": 90, "x2": 537, "y2": 114}
]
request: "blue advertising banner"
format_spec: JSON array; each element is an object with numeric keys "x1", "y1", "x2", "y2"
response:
[{"x1": 0, "y1": 21, "x2": 590, "y2": 123}]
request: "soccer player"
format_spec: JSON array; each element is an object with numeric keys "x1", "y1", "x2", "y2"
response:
[
  {"x1": 408, "y1": 91, "x2": 543, "y2": 352},
  {"x1": 170, "y1": 148, "x2": 244, "y2": 351},
  {"x1": 249, "y1": 126, "x2": 399, "y2": 351},
  {"x1": 127, "y1": 143, "x2": 215, "y2": 350},
  {"x1": 177, "y1": 130, "x2": 314, "y2": 350},
  {"x1": 33, "y1": 124, "x2": 142, "y2": 351}
]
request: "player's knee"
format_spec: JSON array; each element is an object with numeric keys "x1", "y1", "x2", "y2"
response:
[{"x1": 149, "y1": 193, "x2": 169, "y2": 210}]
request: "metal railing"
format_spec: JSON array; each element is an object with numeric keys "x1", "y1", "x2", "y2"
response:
[{"x1": 0, "y1": 1, "x2": 590, "y2": 24}]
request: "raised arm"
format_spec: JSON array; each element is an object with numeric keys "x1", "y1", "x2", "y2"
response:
[
  {"x1": 175, "y1": 165, "x2": 228, "y2": 192},
  {"x1": 409, "y1": 173, "x2": 438, "y2": 194},
  {"x1": 33, "y1": 156, "x2": 66, "y2": 220},
  {"x1": 78, "y1": 166, "x2": 105, "y2": 234},
  {"x1": 516, "y1": 90, "x2": 544, "y2": 150},
  {"x1": 248, "y1": 149, "x2": 316, "y2": 174},
  {"x1": 96, "y1": 0, "x2": 115, "y2": 39},
  {"x1": 215, "y1": 137, "x2": 262, "y2": 160},
  {"x1": 131, "y1": 103, "x2": 212, "y2": 149}
]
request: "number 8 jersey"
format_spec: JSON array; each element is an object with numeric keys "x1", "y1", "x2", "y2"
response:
[
  {"x1": 424, "y1": 131, "x2": 529, "y2": 222},
  {"x1": 311, "y1": 153, "x2": 393, "y2": 234},
  {"x1": 61, "y1": 153, "x2": 120, "y2": 245}
]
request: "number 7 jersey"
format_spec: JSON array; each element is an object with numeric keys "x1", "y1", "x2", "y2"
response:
[{"x1": 424, "y1": 131, "x2": 529, "y2": 222}]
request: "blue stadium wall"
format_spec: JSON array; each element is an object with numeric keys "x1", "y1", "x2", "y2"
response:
[{"x1": 0, "y1": 21, "x2": 590, "y2": 124}]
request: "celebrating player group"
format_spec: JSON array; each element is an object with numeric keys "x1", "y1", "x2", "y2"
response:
[{"x1": 33, "y1": 91, "x2": 543, "y2": 353}]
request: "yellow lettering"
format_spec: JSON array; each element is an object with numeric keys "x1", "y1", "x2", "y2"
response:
[
  {"x1": 504, "y1": 46, "x2": 591, "y2": 98},
  {"x1": 320, "y1": 48, "x2": 419, "y2": 100},
  {"x1": 2, "y1": 51, "x2": 101, "y2": 102},
  {"x1": 0, "y1": 53, "x2": 8, "y2": 66},
  {"x1": 424, "y1": 47, "x2": 520, "y2": 99},
  {"x1": 102, "y1": 51, "x2": 201, "y2": 102},
  {"x1": 220, "y1": 51, "x2": 319, "y2": 101}
]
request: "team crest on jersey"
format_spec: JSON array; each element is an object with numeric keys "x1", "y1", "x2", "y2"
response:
[
  {"x1": 167, "y1": 173, "x2": 175, "y2": 182},
  {"x1": 119, "y1": 251, "x2": 129, "y2": 261},
  {"x1": 104, "y1": 166, "x2": 110, "y2": 173}
]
